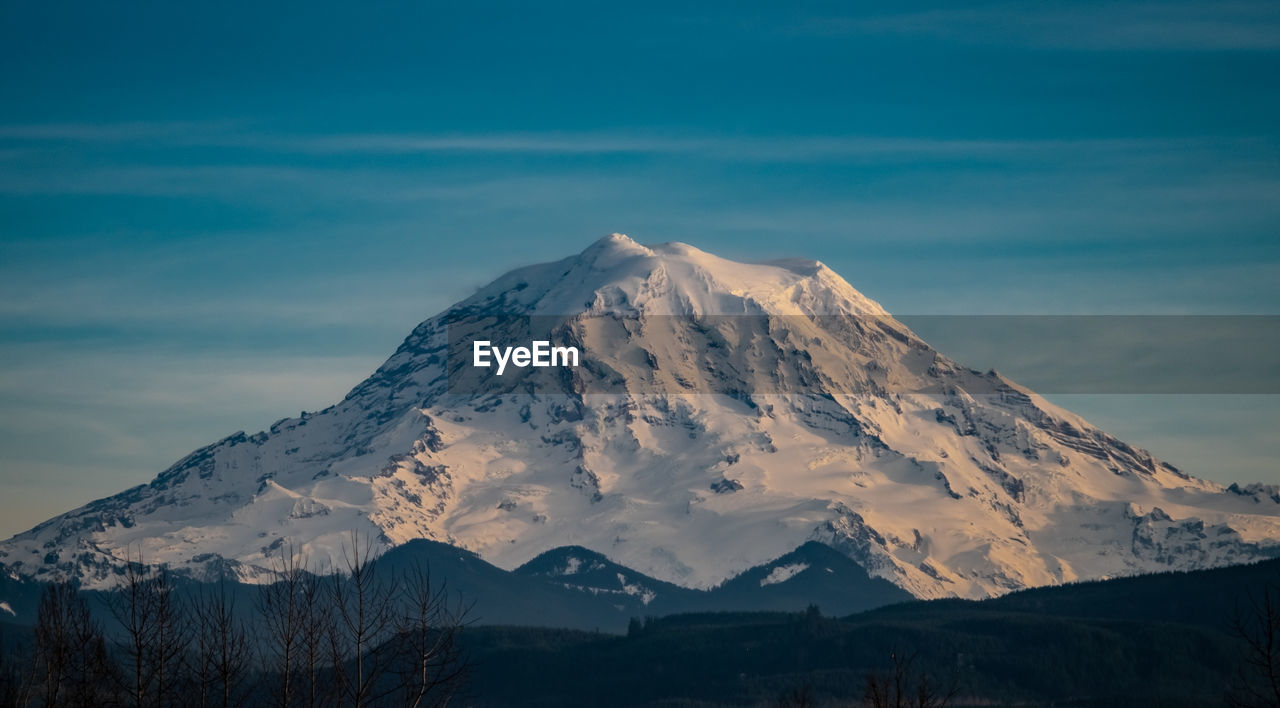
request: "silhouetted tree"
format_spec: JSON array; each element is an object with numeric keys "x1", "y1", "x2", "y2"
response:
[
  {"x1": 298, "y1": 567, "x2": 331, "y2": 707},
  {"x1": 1230, "y1": 580, "x2": 1280, "y2": 707},
  {"x1": 31, "y1": 580, "x2": 114, "y2": 707},
  {"x1": 109, "y1": 551, "x2": 188, "y2": 708},
  {"x1": 328, "y1": 532, "x2": 397, "y2": 707},
  {"x1": 3, "y1": 531, "x2": 472, "y2": 708},
  {"x1": 389, "y1": 565, "x2": 470, "y2": 708},
  {"x1": 259, "y1": 544, "x2": 307, "y2": 707},
  {"x1": 191, "y1": 581, "x2": 252, "y2": 708}
]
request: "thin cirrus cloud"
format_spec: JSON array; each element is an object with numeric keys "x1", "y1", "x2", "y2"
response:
[
  {"x1": 3, "y1": 126, "x2": 1276, "y2": 307},
  {"x1": 4, "y1": 122, "x2": 1275, "y2": 162},
  {"x1": 799, "y1": 2, "x2": 1280, "y2": 51},
  {"x1": 2, "y1": 127, "x2": 1276, "y2": 228}
]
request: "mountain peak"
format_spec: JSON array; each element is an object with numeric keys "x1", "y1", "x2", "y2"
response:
[
  {"x1": 583, "y1": 232, "x2": 652, "y2": 258},
  {"x1": 593, "y1": 232, "x2": 639, "y2": 247},
  {"x1": 3, "y1": 237, "x2": 1277, "y2": 601},
  {"x1": 463, "y1": 233, "x2": 888, "y2": 318}
]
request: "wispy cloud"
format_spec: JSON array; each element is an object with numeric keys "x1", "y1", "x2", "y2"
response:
[
  {"x1": 4, "y1": 122, "x2": 1272, "y2": 163},
  {"x1": 281, "y1": 133, "x2": 1271, "y2": 163},
  {"x1": 797, "y1": 2, "x2": 1280, "y2": 51}
]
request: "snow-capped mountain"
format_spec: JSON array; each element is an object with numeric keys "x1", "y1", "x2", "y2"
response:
[{"x1": 3, "y1": 234, "x2": 1278, "y2": 600}]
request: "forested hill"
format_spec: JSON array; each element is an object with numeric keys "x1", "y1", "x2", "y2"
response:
[{"x1": 457, "y1": 557, "x2": 1280, "y2": 706}]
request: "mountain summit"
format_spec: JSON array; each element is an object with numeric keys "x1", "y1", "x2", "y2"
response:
[{"x1": 3, "y1": 235, "x2": 1278, "y2": 599}]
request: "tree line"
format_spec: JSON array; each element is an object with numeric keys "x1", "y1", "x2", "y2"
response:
[{"x1": 0, "y1": 533, "x2": 470, "y2": 708}]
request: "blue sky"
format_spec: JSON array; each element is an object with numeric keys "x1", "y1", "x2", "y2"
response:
[{"x1": 1, "y1": 1, "x2": 1278, "y2": 537}]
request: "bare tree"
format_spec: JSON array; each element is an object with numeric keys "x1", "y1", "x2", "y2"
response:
[
  {"x1": 148, "y1": 566, "x2": 187, "y2": 708},
  {"x1": 5, "y1": 530, "x2": 471, "y2": 708},
  {"x1": 390, "y1": 564, "x2": 470, "y2": 708},
  {"x1": 297, "y1": 568, "x2": 331, "y2": 708},
  {"x1": 1230, "y1": 580, "x2": 1280, "y2": 708},
  {"x1": 863, "y1": 650, "x2": 957, "y2": 708},
  {"x1": 191, "y1": 581, "x2": 252, "y2": 708},
  {"x1": 109, "y1": 550, "x2": 188, "y2": 708},
  {"x1": 328, "y1": 532, "x2": 398, "y2": 707},
  {"x1": 31, "y1": 580, "x2": 114, "y2": 708},
  {"x1": 258, "y1": 543, "x2": 308, "y2": 707},
  {"x1": 33, "y1": 582, "x2": 70, "y2": 708},
  {"x1": 111, "y1": 555, "x2": 154, "y2": 707}
]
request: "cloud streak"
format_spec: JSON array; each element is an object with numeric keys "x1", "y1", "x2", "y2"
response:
[
  {"x1": 3, "y1": 122, "x2": 1274, "y2": 162},
  {"x1": 797, "y1": 2, "x2": 1280, "y2": 52}
]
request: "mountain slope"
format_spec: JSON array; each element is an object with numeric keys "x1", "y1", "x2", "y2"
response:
[
  {"x1": 2, "y1": 234, "x2": 1278, "y2": 599},
  {"x1": 514, "y1": 545, "x2": 702, "y2": 615},
  {"x1": 703, "y1": 541, "x2": 911, "y2": 615}
]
